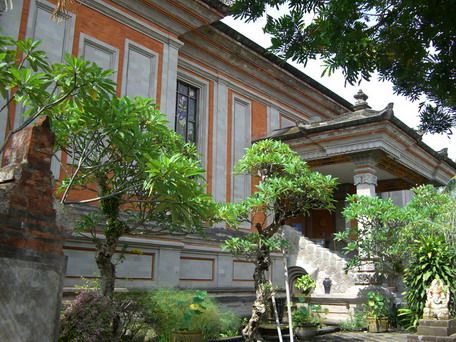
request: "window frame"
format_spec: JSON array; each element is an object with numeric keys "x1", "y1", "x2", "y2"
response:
[{"x1": 175, "y1": 79, "x2": 199, "y2": 144}]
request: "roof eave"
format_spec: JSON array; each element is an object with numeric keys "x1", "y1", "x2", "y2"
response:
[{"x1": 262, "y1": 112, "x2": 456, "y2": 171}]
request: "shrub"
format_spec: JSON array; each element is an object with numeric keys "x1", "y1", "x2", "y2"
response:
[
  {"x1": 60, "y1": 291, "x2": 158, "y2": 342},
  {"x1": 365, "y1": 291, "x2": 391, "y2": 319},
  {"x1": 59, "y1": 292, "x2": 117, "y2": 342},
  {"x1": 400, "y1": 234, "x2": 456, "y2": 329},
  {"x1": 292, "y1": 304, "x2": 326, "y2": 327},
  {"x1": 339, "y1": 310, "x2": 367, "y2": 331},
  {"x1": 148, "y1": 289, "x2": 240, "y2": 341}
]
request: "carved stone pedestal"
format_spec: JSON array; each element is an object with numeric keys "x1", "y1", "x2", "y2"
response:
[{"x1": 407, "y1": 320, "x2": 456, "y2": 341}]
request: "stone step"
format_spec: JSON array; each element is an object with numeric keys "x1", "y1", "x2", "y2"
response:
[{"x1": 284, "y1": 226, "x2": 359, "y2": 295}]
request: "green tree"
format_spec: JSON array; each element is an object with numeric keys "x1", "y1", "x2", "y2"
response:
[
  {"x1": 334, "y1": 195, "x2": 407, "y2": 283},
  {"x1": 336, "y1": 185, "x2": 456, "y2": 276},
  {"x1": 53, "y1": 94, "x2": 215, "y2": 299},
  {"x1": 220, "y1": 139, "x2": 337, "y2": 340},
  {"x1": 230, "y1": 0, "x2": 456, "y2": 134},
  {"x1": 0, "y1": 35, "x2": 114, "y2": 153},
  {"x1": 1, "y1": 36, "x2": 216, "y2": 301},
  {"x1": 335, "y1": 185, "x2": 456, "y2": 328}
]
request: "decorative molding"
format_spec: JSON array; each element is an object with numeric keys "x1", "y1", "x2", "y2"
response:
[
  {"x1": 111, "y1": 0, "x2": 223, "y2": 36},
  {"x1": 350, "y1": 152, "x2": 380, "y2": 168},
  {"x1": 64, "y1": 246, "x2": 155, "y2": 280},
  {"x1": 26, "y1": 0, "x2": 75, "y2": 63},
  {"x1": 179, "y1": 256, "x2": 215, "y2": 281},
  {"x1": 178, "y1": 58, "x2": 309, "y2": 123},
  {"x1": 78, "y1": 33, "x2": 119, "y2": 80},
  {"x1": 23, "y1": 0, "x2": 75, "y2": 178},
  {"x1": 212, "y1": 81, "x2": 228, "y2": 204},
  {"x1": 232, "y1": 260, "x2": 254, "y2": 282},
  {"x1": 231, "y1": 95, "x2": 251, "y2": 203},
  {"x1": 121, "y1": 39, "x2": 158, "y2": 99},
  {"x1": 78, "y1": 0, "x2": 183, "y2": 48},
  {"x1": 353, "y1": 173, "x2": 378, "y2": 186}
]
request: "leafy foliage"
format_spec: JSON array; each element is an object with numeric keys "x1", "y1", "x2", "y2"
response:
[
  {"x1": 220, "y1": 139, "x2": 337, "y2": 233},
  {"x1": 338, "y1": 310, "x2": 367, "y2": 331},
  {"x1": 335, "y1": 185, "x2": 456, "y2": 281},
  {"x1": 400, "y1": 235, "x2": 456, "y2": 329},
  {"x1": 0, "y1": 35, "x2": 115, "y2": 152},
  {"x1": 334, "y1": 195, "x2": 407, "y2": 281},
  {"x1": 53, "y1": 95, "x2": 215, "y2": 233},
  {"x1": 294, "y1": 274, "x2": 316, "y2": 296},
  {"x1": 147, "y1": 289, "x2": 241, "y2": 341},
  {"x1": 335, "y1": 184, "x2": 456, "y2": 329},
  {"x1": 365, "y1": 291, "x2": 391, "y2": 319},
  {"x1": 222, "y1": 233, "x2": 288, "y2": 260},
  {"x1": 292, "y1": 304, "x2": 325, "y2": 326},
  {"x1": 230, "y1": 0, "x2": 456, "y2": 134},
  {"x1": 219, "y1": 139, "x2": 337, "y2": 339},
  {"x1": 59, "y1": 292, "x2": 117, "y2": 342},
  {"x1": 37, "y1": 49, "x2": 216, "y2": 299}
]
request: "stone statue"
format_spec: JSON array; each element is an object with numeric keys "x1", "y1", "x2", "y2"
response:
[{"x1": 423, "y1": 279, "x2": 450, "y2": 320}]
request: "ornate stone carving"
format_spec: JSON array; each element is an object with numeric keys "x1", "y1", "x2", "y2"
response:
[
  {"x1": 423, "y1": 279, "x2": 450, "y2": 320},
  {"x1": 354, "y1": 173, "x2": 378, "y2": 186},
  {"x1": 353, "y1": 89, "x2": 371, "y2": 110}
]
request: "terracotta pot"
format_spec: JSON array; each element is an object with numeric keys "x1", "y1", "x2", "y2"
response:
[
  {"x1": 171, "y1": 330, "x2": 203, "y2": 342},
  {"x1": 367, "y1": 317, "x2": 389, "y2": 333}
]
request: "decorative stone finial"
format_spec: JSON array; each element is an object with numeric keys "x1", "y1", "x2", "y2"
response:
[
  {"x1": 353, "y1": 89, "x2": 371, "y2": 110},
  {"x1": 438, "y1": 148, "x2": 449, "y2": 158}
]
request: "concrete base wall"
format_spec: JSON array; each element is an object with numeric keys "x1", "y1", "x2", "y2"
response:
[
  {"x1": 0, "y1": 255, "x2": 66, "y2": 342},
  {"x1": 62, "y1": 232, "x2": 286, "y2": 292}
]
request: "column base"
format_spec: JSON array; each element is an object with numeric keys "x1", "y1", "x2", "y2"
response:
[{"x1": 407, "y1": 319, "x2": 456, "y2": 341}]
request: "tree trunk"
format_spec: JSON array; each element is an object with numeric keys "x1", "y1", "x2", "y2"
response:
[
  {"x1": 243, "y1": 244, "x2": 271, "y2": 341},
  {"x1": 95, "y1": 241, "x2": 116, "y2": 298}
]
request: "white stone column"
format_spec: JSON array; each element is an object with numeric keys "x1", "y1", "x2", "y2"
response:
[
  {"x1": 352, "y1": 153, "x2": 378, "y2": 197},
  {"x1": 354, "y1": 170, "x2": 378, "y2": 197},
  {"x1": 352, "y1": 156, "x2": 379, "y2": 285}
]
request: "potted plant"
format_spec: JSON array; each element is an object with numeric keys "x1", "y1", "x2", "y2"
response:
[
  {"x1": 293, "y1": 304, "x2": 324, "y2": 340},
  {"x1": 171, "y1": 291, "x2": 207, "y2": 342},
  {"x1": 365, "y1": 291, "x2": 390, "y2": 333},
  {"x1": 294, "y1": 274, "x2": 316, "y2": 297}
]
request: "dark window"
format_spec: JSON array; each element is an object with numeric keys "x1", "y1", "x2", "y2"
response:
[{"x1": 175, "y1": 80, "x2": 198, "y2": 143}]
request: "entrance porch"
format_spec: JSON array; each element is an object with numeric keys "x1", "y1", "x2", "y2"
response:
[{"x1": 271, "y1": 91, "x2": 456, "y2": 251}]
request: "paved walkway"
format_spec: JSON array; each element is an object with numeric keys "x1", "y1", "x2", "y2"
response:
[{"x1": 313, "y1": 331, "x2": 408, "y2": 341}]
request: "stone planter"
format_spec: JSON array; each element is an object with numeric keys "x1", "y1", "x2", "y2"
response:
[
  {"x1": 367, "y1": 317, "x2": 389, "y2": 333},
  {"x1": 295, "y1": 324, "x2": 319, "y2": 340},
  {"x1": 171, "y1": 330, "x2": 203, "y2": 342},
  {"x1": 259, "y1": 323, "x2": 289, "y2": 337},
  {"x1": 207, "y1": 337, "x2": 243, "y2": 342}
]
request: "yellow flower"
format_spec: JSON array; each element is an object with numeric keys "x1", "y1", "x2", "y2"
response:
[{"x1": 189, "y1": 304, "x2": 199, "y2": 311}]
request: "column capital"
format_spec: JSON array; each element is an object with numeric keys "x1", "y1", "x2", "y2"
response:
[{"x1": 354, "y1": 173, "x2": 378, "y2": 186}]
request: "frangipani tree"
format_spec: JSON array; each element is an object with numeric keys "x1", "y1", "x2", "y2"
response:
[
  {"x1": 0, "y1": 35, "x2": 115, "y2": 153},
  {"x1": 1, "y1": 34, "x2": 216, "y2": 339},
  {"x1": 335, "y1": 184, "x2": 456, "y2": 327},
  {"x1": 52, "y1": 94, "x2": 216, "y2": 298},
  {"x1": 219, "y1": 139, "x2": 337, "y2": 341}
]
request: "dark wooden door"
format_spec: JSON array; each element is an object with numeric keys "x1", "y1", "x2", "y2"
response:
[{"x1": 305, "y1": 209, "x2": 335, "y2": 243}]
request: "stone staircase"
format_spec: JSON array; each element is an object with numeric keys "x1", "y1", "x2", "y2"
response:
[
  {"x1": 284, "y1": 226, "x2": 358, "y2": 295},
  {"x1": 283, "y1": 226, "x2": 365, "y2": 323}
]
